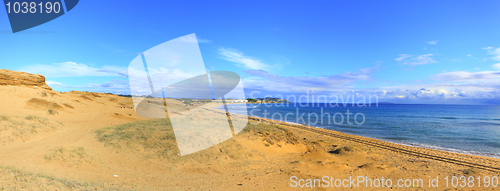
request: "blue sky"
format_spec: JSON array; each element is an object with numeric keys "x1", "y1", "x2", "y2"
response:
[{"x1": 1, "y1": 1, "x2": 500, "y2": 104}]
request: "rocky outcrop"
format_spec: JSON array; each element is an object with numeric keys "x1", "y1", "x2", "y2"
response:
[{"x1": 0, "y1": 69, "x2": 53, "y2": 90}]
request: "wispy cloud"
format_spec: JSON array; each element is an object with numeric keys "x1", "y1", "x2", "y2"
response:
[
  {"x1": 485, "y1": 47, "x2": 500, "y2": 61},
  {"x1": 426, "y1": 40, "x2": 438, "y2": 45},
  {"x1": 240, "y1": 63, "x2": 500, "y2": 104},
  {"x1": 396, "y1": 54, "x2": 437, "y2": 66},
  {"x1": 431, "y1": 71, "x2": 500, "y2": 82},
  {"x1": 242, "y1": 66, "x2": 379, "y2": 93},
  {"x1": 297, "y1": 79, "x2": 500, "y2": 104},
  {"x1": 47, "y1": 80, "x2": 131, "y2": 94},
  {"x1": 217, "y1": 48, "x2": 271, "y2": 70},
  {"x1": 363, "y1": 84, "x2": 500, "y2": 104},
  {"x1": 45, "y1": 81, "x2": 63, "y2": 86},
  {"x1": 395, "y1": 54, "x2": 412, "y2": 61},
  {"x1": 493, "y1": 63, "x2": 500, "y2": 70},
  {"x1": 20, "y1": 62, "x2": 128, "y2": 78},
  {"x1": 431, "y1": 63, "x2": 500, "y2": 82}
]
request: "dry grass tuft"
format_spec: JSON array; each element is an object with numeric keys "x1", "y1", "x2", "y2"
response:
[
  {"x1": 44, "y1": 147, "x2": 89, "y2": 166},
  {"x1": 0, "y1": 115, "x2": 62, "y2": 144}
]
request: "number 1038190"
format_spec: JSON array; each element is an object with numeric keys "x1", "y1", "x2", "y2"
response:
[
  {"x1": 5, "y1": 2, "x2": 61, "y2": 14},
  {"x1": 444, "y1": 176, "x2": 498, "y2": 188}
]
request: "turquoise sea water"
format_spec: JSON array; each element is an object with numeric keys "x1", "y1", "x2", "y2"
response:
[{"x1": 218, "y1": 103, "x2": 500, "y2": 158}]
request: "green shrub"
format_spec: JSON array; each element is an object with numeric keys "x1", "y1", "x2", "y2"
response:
[{"x1": 48, "y1": 109, "x2": 58, "y2": 115}]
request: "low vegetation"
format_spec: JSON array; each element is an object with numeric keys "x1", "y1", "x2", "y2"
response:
[
  {"x1": 44, "y1": 147, "x2": 87, "y2": 163},
  {"x1": 48, "y1": 109, "x2": 58, "y2": 115},
  {"x1": 95, "y1": 118, "x2": 301, "y2": 162},
  {"x1": 330, "y1": 146, "x2": 356, "y2": 154},
  {"x1": 0, "y1": 115, "x2": 62, "y2": 144},
  {"x1": 242, "y1": 121, "x2": 300, "y2": 147},
  {"x1": 95, "y1": 118, "x2": 179, "y2": 158},
  {"x1": 0, "y1": 165, "x2": 115, "y2": 190},
  {"x1": 463, "y1": 168, "x2": 478, "y2": 175}
]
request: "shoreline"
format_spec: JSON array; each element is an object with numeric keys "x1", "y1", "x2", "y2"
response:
[
  {"x1": 208, "y1": 104, "x2": 500, "y2": 171},
  {"x1": 213, "y1": 103, "x2": 500, "y2": 159}
]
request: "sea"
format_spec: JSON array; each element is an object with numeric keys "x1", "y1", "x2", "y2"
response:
[{"x1": 216, "y1": 103, "x2": 500, "y2": 158}]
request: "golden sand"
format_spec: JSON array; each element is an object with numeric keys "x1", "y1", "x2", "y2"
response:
[{"x1": 0, "y1": 69, "x2": 499, "y2": 190}]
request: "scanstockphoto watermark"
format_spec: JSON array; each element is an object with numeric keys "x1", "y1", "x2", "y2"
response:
[
  {"x1": 250, "y1": 107, "x2": 366, "y2": 126},
  {"x1": 128, "y1": 34, "x2": 249, "y2": 156},
  {"x1": 247, "y1": 90, "x2": 380, "y2": 126},
  {"x1": 289, "y1": 176, "x2": 427, "y2": 188},
  {"x1": 249, "y1": 90, "x2": 380, "y2": 108},
  {"x1": 289, "y1": 175, "x2": 500, "y2": 188}
]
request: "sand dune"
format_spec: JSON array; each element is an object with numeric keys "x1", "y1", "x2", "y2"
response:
[{"x1": 0, "y1": 69, "x2": 499, "y2": 190}]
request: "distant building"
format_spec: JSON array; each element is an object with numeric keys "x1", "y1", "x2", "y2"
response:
[{"x1": 212, "y1": 99, "x2": 248, "y2": 103}]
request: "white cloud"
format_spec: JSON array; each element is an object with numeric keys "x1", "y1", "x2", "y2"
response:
[
  {"x1": 242, "y1": 66, "x2": 379, "y2": 93},
  {"x1": 427, "y1": 40, "x2": 438, "y2": 45},
  {"x1": 178, "y1": 35, "x2": 211, "y2": 43},
  {"x1": 241, "y1": 64, "x2": 500, "y2": 104},
  {"x1": 217, "y1": 48, "x2": 271, "y2": 70},
  {"x1": 486, "y1": 47, "x2": 500, "y2": 61},
  {"x1": 46, "y1": 81, "x2": 63, "y2": 86},
  {"x1": 367, "y1": 86, "x2": 496, "y2": 102},
  {"x1": 20, "y1": 62, "x2": 128, "y2": 78},
  {"x1": 364, "y1": 66, "x2": 500, "y2": 103},
  {"x1": 47, "y1": 79, "x2": 132, "y2": 95},
  {"x1": 396, "y1": 54, "x2": 437, "y2": 66},
  {"x1": 431, "y1": 70, "x2": 500, "y2": 82},
  {"x1": 493, "y1": 63, "x2": 500, "y2": 70},
  {"x1": 395, "y1": 54, "x2": 412, "y2": 61}
]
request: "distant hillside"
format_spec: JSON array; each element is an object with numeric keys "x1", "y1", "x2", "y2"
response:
[{"x1": 247, "y1": 97, "x2": 289, "y2": 103}]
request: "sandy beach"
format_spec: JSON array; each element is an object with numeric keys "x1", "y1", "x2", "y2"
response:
[{"x1": 1, "y1": 69, "x2": 500, "y2": 190}]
